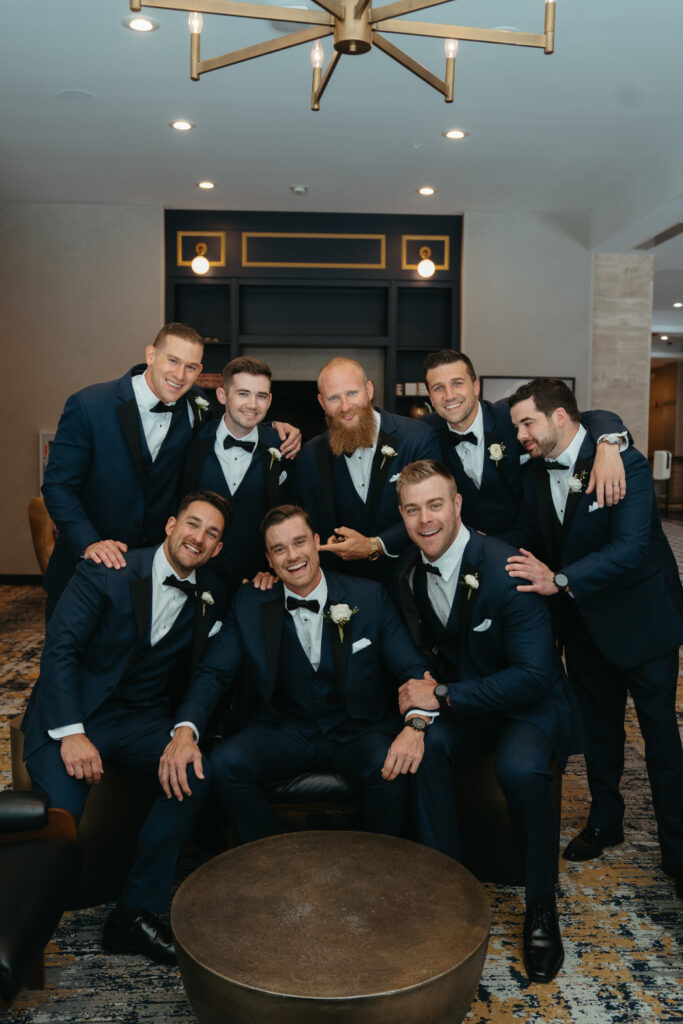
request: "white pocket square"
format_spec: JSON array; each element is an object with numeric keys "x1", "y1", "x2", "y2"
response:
[
  {"x1": 352, "y1": 638, "x2": 372, "y2": 653},
  {"x1": 473, "y1": 619, "x2": 492, "y2": 633},
  {"x1": 588, "y1": 501, "x2": 601, "y2": 513},
  {"x1": 278, "y1": 470, "x2": 287, "y2": 485},
  {"x1": 389, "y1": 473, "x2": 400, "y2": 483},
  {"x1": 208, "y1": 620, "x2": 223, "y2": 638}
]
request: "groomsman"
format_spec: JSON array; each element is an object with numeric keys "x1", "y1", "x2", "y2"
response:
[
  {"x1": 297, "y1": 357, "x2": 440, "y2": 583},
  {"x1": 421, "y1": 350, "x2": 628, "y2": 535},
  {"x1": 393, "y1": 460, "x2": 576, "y2": 982},
  {"x1": 22, "y1": 492, "x2": 230, "y2": 964},
  {"x1": 180, "y1": 356, "x2": 294, "y2": 595},
  {"x1": 160, "y1": 504, "x2": 432, "y2": 845},
  {"x1": 505, "y1": 378, "x2": 683, "y2": 900}
]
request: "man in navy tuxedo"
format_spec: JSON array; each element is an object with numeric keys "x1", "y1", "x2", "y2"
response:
[
  {"x1": 180, "y1": 356, "x2": 293, "y2": 595},
  {"x1": 160, "y1": 504, "x2": 432, "y2": 844},
  {"x1": 23, "y1": 492, "x2": 230, "y2": 965},
  {"x1": 420, "y1": 350, "x2": 628, "y2": 536},
  {"x1": 505, "y1": 378, "x2": 683, "y2": 901},
  {"x1": 296, "y1": 357, "x2": 440, "y2": 584},
  {"x1": 393, "y1": 460, "x2": 576, "y2": 982}
]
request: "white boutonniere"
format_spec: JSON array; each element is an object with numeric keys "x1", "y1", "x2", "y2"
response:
[
  {"x1": 195, "y1": 396, "x2": 210, "y2": 422},
  {"x1": 380, "y1": 445, "x2": 397, "y2": 470},
  {"x1": 460, "y1": 573, "x2": 480, "y2": 601},
  {"x1": 268, "y1": 446, "x2": 282, "y2": 470},
  {"x1": 201, "y1": 590, "x2": 214, "y2": 616},
  {"x1": 568, "y1": 470, "x2": 588, "y2": 494},
  {"x1": 488, "y1": 442, "x2": 506, "y2": 467},
  {"x1": 324, "y1": 602, "x2": 359, "y2": 642}
]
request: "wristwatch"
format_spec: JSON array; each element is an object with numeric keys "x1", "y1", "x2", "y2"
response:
[
  {"x1": 553, "y1": 572, "x2": 569, "y2": 592},
  {"x1": 599, "y1": 433, "x2": 622, "y2": 445},
  {"x1": 406, "y1": 717, "x2": 427, "y2": 733},
  {"x1": 434, "y1": 683, "x2": 450, "y2": 712},
  {"x1": 367, "y1": 537, "x2": 382, "y2": 561}
]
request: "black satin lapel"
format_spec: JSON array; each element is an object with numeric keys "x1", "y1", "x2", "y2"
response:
[
  {"x1": 121, "y1": 575, "x2": 152, "y2": 677},
  {"x1": 398, "y1": 553, "x2": 423, "y2": 649},
  {"x1": 117, "y1": 400, "x2": 145, "y2": 484},
  {"x1": 534, "y1": 464, "x2": 557, "y2": 564},
  {"x1": 326, "y1": 617, "x2": 351, "y2": 700},
  {"x1": 456, "y1": 559, "x2": 479, "y2": 649},
  {"x1": 180, "y1": 436, "x2": 214, "y2": 495},
  {"x1": 315, "y1": 438, "x2": 337, "y2": 527},
  {"x1": 563, "y1": 455, "x2": 592, "y2": 534},
  {"x1": 259, "y1": 444, "x2": 280, "y2": 509},
  {"x1": 441, "y1": 430, "x2": 479, "y2": 507},
  {"x1": 261, "y1": 599, "x2": 285, "y2": 695},
  {"x1": 367, "y1": 427, "x2": 395, "y2": 519},
  {"x1": 190, "y1": 571, "x2": 213, "y2": 670}
]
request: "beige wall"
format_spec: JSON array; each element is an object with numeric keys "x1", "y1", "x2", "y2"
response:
[{"x1": 0, "y1": 201, "x2": 164, "y2": 575}]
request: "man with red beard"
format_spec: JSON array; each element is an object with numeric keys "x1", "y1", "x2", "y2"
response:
[{"x1": 296, "y1": 357, "x2": 440, "y2": 583}]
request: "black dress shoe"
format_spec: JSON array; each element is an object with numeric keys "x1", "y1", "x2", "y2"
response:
[
  {"x1": 562, "y1": 824, "x2": 624, "y2": 861},
  {"x1": 662, "y1": 861, "x2": 683, "y2": 899},
  {"x1": 523, "y1": 891, "x2": 564, "y2": 983},
  {"x1": 102, "y1": 904, "x2": 176, "y2": 965}
]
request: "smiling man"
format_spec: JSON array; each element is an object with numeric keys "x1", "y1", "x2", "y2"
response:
[
  {"x1": 393, "y1": 460, "x2": 577, "y2": 983},
  {"x1": 161, "y1": 503, "x2": 432, "y2": 845},
  {"x1": 22, "y1": 491, "x2": 230, "y2": 965}
]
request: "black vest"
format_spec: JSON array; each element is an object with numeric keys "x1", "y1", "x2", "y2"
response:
[
  {"x1": 140, "y1": 406, "x2": 195, "y2": 545},
  {"x1": 116, "y1": 594, "x2": 195, "y2": 707}
]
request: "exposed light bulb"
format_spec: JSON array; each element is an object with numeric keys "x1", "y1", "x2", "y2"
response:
[
  {"x1": 188, "y1": 11, "x2": 203, "y2": 34},
  {"x1": 444, "y1": 38, "x2": 458, "y2": 59},
  {"x1": 660, "y1": 334, "x2": 670, "y2": 341},
  {"x1": 417, "y1": 258, "x2": 436, "y2": 279},
  {"x1": 191, "y1": 255, "x2": 210, "y2": 275},
  {"x1": 311, "y1": 41, "x2": 324, "y2": 69}
]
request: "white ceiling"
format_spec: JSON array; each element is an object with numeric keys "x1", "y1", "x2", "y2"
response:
[{"x1": 2, "y1": 0, "x2": 682, "y2": 344}]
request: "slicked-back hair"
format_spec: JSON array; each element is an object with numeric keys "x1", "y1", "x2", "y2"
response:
[
  {"x1": 317, "y1": 357, "x2": 368, "y2": 390},
  {"x1": 153, "y1": 322, "x2": 204, "y2": 350},
  {"x1": 177, "y1": 490, "x2": 232, "y2": 534},
  {"x1": 423, "y1": 350, "x2": 477, "y2": 383},
  {"x1": 222, "y1": 356, "x2": 272, "y2": 388},
  {"x1": 507, "y1": 378, "x2": 580, "y2": 423},
  {"x1": 396, "y1": 460, "x2": 458, "y2": 504},
  {"x1": 261, "y1": 504, "x2": 314, "y2": 541}
]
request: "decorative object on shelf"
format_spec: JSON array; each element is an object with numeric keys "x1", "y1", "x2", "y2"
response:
[
  {"x1": 408, "y1": 402, "x2": 431, "y2": 419},
  {"x1": 129, "y1": 0, "x2": 556, "y2": 112}
]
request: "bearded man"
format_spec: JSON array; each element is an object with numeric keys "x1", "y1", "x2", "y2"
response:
[{"x1": 296, "y1": 357, "x2": 440, "y2": 582}]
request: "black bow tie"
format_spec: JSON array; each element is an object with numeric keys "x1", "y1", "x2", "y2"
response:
[
  {"x1": 449, "y1": 431, "x2": 478, "y2": 447},
  {"x1": 422, "y1": 562, "x2": 442, "y2": 577},
  {"x1": 286, "y1": 597, "x2": 320, "y2": 614},
  {"x1": 163, "y1": 575, "x2": 196, "y2": 598},
  {"x1": 151, "y1": 400, "x2": 182, "y2": 415},
  {"x1": 543, "y1": 460, "x2": 569, "y2": 471},
  {"x1": 223, "y1": 436, "x2": 255, "y2": 454}
]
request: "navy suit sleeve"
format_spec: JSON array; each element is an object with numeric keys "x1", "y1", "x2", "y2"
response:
[
  {"x1": 174, "y1": 606, "x2": 246, "y2": 736},
  {"x1": 376, "y1": 588, "x2": 430, "y2": 682},
  {"x1": 581, "y1": 408, "x2": 627, "y2": 443},
  {"x1": 42, "y1": 391, "x2": 102, "y2": 557}
]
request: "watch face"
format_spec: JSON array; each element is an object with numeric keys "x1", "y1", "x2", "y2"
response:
[
  {"x1": 408, "y1": 718, "x2": 426, "y2": 732},
  {"x1": 554, "y1": 572, "x2": 569, "y2": 589},
  {"x1": 434, "y1": 684, "x2": 449, "y2": 699}
]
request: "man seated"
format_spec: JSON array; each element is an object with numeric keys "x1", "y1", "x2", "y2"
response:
[
  {"x1": 160, "y1": 504, "x2": 431, "y2": 845},
  {"x1": 505, "y1": 378, "x2": 683, "y2": 900},
  {"x1": 22, "y1": 491, "x2": 231, "y2": 965},
  {"x1": 393, "y1": 460, "x2": 577, "y2": 983}
]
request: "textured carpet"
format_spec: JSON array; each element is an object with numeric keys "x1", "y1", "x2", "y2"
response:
[{"x1": 1, "y1": 577, "x2": 681, "y2": 1024}]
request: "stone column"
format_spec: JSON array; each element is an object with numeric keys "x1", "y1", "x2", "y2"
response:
[{"x1": 591, "y1": 252, "x2": 654, "y2": 452}]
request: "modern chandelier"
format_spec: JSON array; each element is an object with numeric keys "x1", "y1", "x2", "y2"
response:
[{"x1": 130, "y1": 0, "x2": 556, "y2": 111}]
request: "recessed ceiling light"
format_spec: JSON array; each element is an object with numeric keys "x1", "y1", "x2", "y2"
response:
[
  {"x1": 196, "y1": 181, "x2": 215, "y2": 190},
  {"x1": 660, "y1": 334, "x2": 669, "y2": 341},
  {"x1": 674, "y1": 302, "x2": 683, "y2": 308},
  {"x1": 442, "y1": 129, "x2": 468, "y2": 140},
  {"x1": 170, "y1": 120, "x2": 195, "y2": 132},
  {"x1": 418, "y1": 186, "x2": 436, "y2": 196},
  {"x1": 122, "y1": 15, "x2": 159, "y2": 32}
]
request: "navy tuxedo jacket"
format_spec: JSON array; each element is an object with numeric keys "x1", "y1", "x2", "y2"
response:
[
  {"x1": 508, "y1": 436, "x2": 683, "y2": 671},
  {"x1": 42, "y1": 365, "x2": 208, "y2": 599},
  {"x1": 394, "y1": 531, "x2": 577, "y2": 766},
  {"x1": 176, "y1": 571, "x2": 430, "y2": 739},
  {"x1": 179, "y1": 420, "x2": 294, "y2": 588},
  {"x1": 296, "y1": 407, "x2": 440, "y2": 556},
  {"x1": 420, "y1": 404, "x2": 626, "y2": 536},
  {"x1": 22, "y1": 547, "x2": 225, "y2": 759}
]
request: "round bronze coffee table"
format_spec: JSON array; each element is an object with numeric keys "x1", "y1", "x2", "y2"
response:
[{"x1": 172, "y1": 831, "x2": 490, "y2": 1024}]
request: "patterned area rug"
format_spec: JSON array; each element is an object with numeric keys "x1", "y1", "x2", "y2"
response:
[{"x1": 1, "y1": 579, "x2": 681, "y2": 1024}]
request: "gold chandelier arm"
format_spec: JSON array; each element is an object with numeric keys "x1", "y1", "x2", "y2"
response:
[
  {"x1": 138, "y1": 0, "x2": 332, "y2": 26},
  {"x1": 372, "y1": 19, "x2": 546, "y2": 49},
  {"x1": 370, "y1": 0, "x2": 451, "y2": 23},
  {"x1": 372, "y1": 32, "x2": 449, "y2": 98},
  {"x1": 311, "y1": 0, "x2": 345, "y2": 20},
  {"x1": 354, "y1": 0, "x2": 372, "y2": 18},
  {"x1": 312, "y1": 49, "x2": 341, "y2": 109},
  {"x1": 199, "y1": 25, "x2": 333, "y2": 73}
]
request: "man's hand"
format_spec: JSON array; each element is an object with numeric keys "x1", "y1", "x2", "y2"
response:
[
  {"x1": 83, "y1": 539, "x2": 128, "y2": 569},
  {"x1": 60, "y1": 734, "x2": 103, "y2": 784},
  {"x1": 158, "y1": 726, "x2": 204, "y2": 801},
  {"x1": 587, "y1": 442, "x2": 626, "y2": 507},
  {"x1": 506, "y1": 548, "x2": 558, "y2": 595},
  {"x1": 381, "y1": 723, "x2": 425, "y2": 780},
  {"x1": 318, "y1": 527, "x2": 372, "y2": 561},
  {"x1": 271, "y1": 421, "x2": 302, "y2": 460},
  {"x1": 244, "y1": 571, "x2": 277, "y2": 590},
  {"x1": 398, "y1": 674, "x2": 439, "y2": 716}
]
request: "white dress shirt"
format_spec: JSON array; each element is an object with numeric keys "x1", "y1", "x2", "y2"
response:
[
  {"x1": 421, "y1": 524, "x2": 471, "y2": 628},
  {"x1": 344, "y1": 409, "x2": 382, "y2": 501},
  {"x1": 283, "y1": 574, "x2": 328, "y2": 671},
  {"x1": 447, "y1": 403, "x2": 485, "y2": 488},
  {"x1": 131, "y1": 371, "x2": 193, "y2": 461},
  {"x1": 214, "y1": 417, "x2": 259, "y2": 494},
  {"x1": 544, "y1": 425, "x2": 587, "y2": 523}
]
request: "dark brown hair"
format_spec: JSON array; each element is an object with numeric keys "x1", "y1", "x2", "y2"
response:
[
  {"x1": 423, "y1": 350, "x2": 477, "y2": 383},
  {"x1": 222, "y1": 356, "x2": 272, "y2": 388},
  {"x1": 153, "y1": 323, "x2": 203, "y2": 349},
  {"x1": 260, "y1": 504, "x2": 314, "y2": 540},
  {"x1": 507, "y1": 378, "x2": 580, "y2": 423},
  {"x1": 177, "y1": 491, "x2": 232, "y2": 533}
]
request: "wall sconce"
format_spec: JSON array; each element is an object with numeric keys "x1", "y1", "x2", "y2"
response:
[
  {"x1": 417, "y1": 246, "x2": 436, "y2": 279},
  {"x1": 191, "y1": 242, "x2": 210, "y2": 275}
]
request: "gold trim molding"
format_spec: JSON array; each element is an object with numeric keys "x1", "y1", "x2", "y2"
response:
[
  {"x1": 242, "y1": 231, "x2": 386, "y2": 269},
  {"x1": 401, "y1": 234, "x2": 450, "y2": 271},
  {"x1": 177, "y1": 230, "x2": 227, "y2": 267}
]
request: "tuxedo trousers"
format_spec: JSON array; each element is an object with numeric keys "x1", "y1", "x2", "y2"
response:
[
  {"x1": 563, "y1": 608, "x2": 683, "y2": 866},
  {"x1": 412, "y1": 716, "x2": 557, "y2": 905},
  {"x1": 25, "y1": 700, "x2": 211, "y2": 913},
  {"x1": 209, "y1": 720, "x2": 407, "y2": 844}
]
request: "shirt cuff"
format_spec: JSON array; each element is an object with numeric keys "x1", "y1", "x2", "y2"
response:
[
  {"x1": 597, "y1": 430, "x2": 628, "y2": 452},
  {"x1": 377, "y1": 537, "x2": 399, "y2": 559},
  {"x1": 404, "y1": 708, "x2": 440, "y2": 721},
  {"x1": 48, "y1": 723, "x2": 85, "y2": 739},
  {"x1": 171, "y1": 721, "x2": 199, "y2": 743}
]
